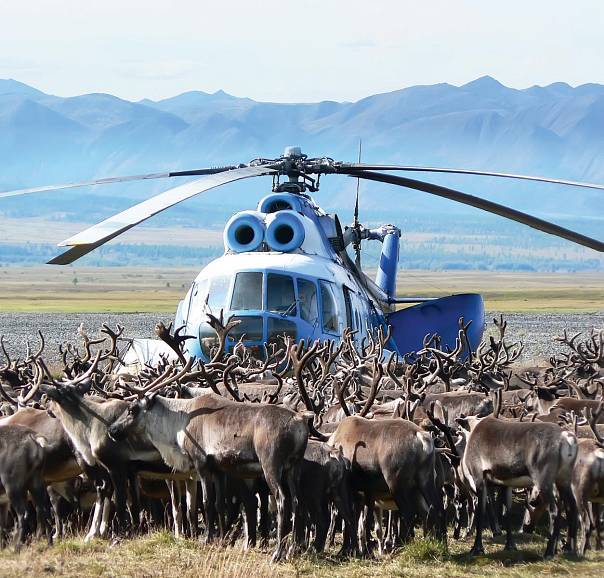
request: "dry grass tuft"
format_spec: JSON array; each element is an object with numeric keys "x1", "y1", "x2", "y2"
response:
[{"x1": 0, "y1": 531, "x2": 603, "y2": 578}]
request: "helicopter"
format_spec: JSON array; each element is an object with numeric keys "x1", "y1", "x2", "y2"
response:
[{"x1": 1, "y1": 145, "x2": 603, "y2": 362}]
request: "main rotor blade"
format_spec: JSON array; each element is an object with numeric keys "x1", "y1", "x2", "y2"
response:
[
  {"x1": 340, "y1": 164, "x2": 604, "y2": 192},
  {"x1": 343, "y1": 170, "x2": 604, "y2": 252},
  {"x1": 0, "y1": 166, "x2": 239, "y2": 199},
  {"x1": 48, "y1": 164, "x2": 278, "y2": 265}
]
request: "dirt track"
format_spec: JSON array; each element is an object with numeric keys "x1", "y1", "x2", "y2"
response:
[{"x1": 1, "y1": 311, "x2": 602, "y2": 364}]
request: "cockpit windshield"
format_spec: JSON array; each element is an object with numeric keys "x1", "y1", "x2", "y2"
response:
[
  {"x1": 267, "y1": 273, "x2": 296, "y2": 316},
  {"x1": 231, "y1": 272, "x2": 262, "y2": 310},
  {"x1": 195, "y1": 269, "x2": 344, "y2": 357},
  {"x1": 297, "y1": 278, "x2": 318, "y2": 325},
  {"x1": 207, "y1": 275, "x2": 231, "y2": 313}
]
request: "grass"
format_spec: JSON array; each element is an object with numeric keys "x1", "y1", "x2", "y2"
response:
[
  {"x1": 0, "y1": 267, "x2": 602, "y2": 313},
  {"x1": 0, "y1": 532, "x2": 603, "y2": 577}
]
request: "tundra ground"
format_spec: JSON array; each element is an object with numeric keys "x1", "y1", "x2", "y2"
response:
[
  {"x1": 0, "y1": 532, "x2": 603, "y2": 578},
  {"x1": 0, "y1": 268, "x2": 601, "y2": 313}
]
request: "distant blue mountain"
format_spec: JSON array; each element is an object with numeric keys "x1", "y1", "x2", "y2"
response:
[{"x1": 1, "y1": 76, "x2": 604, "y2": 221}]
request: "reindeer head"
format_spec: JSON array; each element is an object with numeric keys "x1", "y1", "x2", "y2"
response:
[{"x1": 108, "y1": 397, "x2": 153, "y2": 441}]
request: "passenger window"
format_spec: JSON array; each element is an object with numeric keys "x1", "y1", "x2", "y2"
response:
[
  {"x1": 343, "y1": 286, "x2": 354, "y2": 329},
  {"x1": 207, "y1": 275, "x2": 231, "y2": 313},
  {"x1": 231, "y1": 272, "x2": 262, "y2": 310},
  {"x1": 297, "y1": 278, "x2": 318, "y2": 324},
  {"x1": 267, "y1": 274, "x2": 296, "y2": 316},
  {"x1": 320, "y1": 281, "x2": 339, "y2": 334}
]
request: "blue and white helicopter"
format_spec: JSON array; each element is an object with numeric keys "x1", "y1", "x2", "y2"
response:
[{"x1": 2, "y1": 146, "x2": 603, "y2": 361}]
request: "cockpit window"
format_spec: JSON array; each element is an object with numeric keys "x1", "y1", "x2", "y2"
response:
[
  {"x1": 297, "y1": 278, "x2": 318, "y2": 325},
  {"x1": 267, "y1": 274, "x2": 296, "y2": 316},
  {"x1": 230, "y1": 272, "x2": 262, "y2": 311},
  {"x1": 268, "y1": 318, "x2": 297, "y2": 343},
  {"x1": 228, "y1": 316, "x2": 264, "y2": 342},
  {"x1": 320, "y1": 280, "x2": 339, "y2": 334},
  {"x1": 207, "y1": 275, "x2": 231, "y2": 314}
]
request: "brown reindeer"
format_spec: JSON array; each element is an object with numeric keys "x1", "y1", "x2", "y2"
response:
[
  {"x1": 0, "y1": 424, "x2": 52, "y2": 549},
  {"x1": 108, "y1": 383, "x2": 312, "y2": 560},
  {"x1": 459, "y1": 414, "x2": 579, "y2": 557}
]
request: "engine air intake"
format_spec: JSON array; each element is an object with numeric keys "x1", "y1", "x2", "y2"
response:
[
  {"x1": 266, "y1": 211, "x2": 305, "y2": 252},
  {"x1": 224, "y1": 211, "x2": 265, "y2": 253},
  {"x1": 258, "y1": 193, "x2": 303, "y2": 214}
]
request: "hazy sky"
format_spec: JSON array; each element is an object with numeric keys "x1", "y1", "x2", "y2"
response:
[{"x1": 1, "y1": 1, "x2": 603, "y2": 102}]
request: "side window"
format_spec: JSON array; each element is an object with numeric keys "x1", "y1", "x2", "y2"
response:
[
  {"x1": 195, "y1": 278, "x2": 209, "y2": 307},
  {"x1": 343, "y1": 286, "x2": 354, "y2": 330},
  {"x1": 231, "y1": 272, "x2": 262, "y2": 310},
  {"x1": 320, "y1": 280, "x2": 339, "y2": 334},
  {"x1": 297, "y1": 278, "x2": 318, "y2": 325},
  {"x1": 267, "y1": 274, "x2": 296, "y2": 316},
  {"x1": 182, "y1": 282, "x2": 195, "y2": 325},
  {"x1": 207, "y1": 275, "x2": 231, "y2": 313}
]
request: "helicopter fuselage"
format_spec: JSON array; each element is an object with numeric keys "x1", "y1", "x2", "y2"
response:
[{"x1": 173, "y1": 191, "x2": 390, "y2": 360}]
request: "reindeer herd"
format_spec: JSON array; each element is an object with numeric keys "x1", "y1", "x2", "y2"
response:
[{"x1": 0, "y1": 314, "x2": 603, "y2": 563}]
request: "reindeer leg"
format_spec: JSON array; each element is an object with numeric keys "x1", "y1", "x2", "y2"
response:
[
  {"x1": 0, "y1": 503, "x2": 8, "y2": 549},
  {"x1": 327, "y1": 509, "x2": 339, "y2": 550},
  {"x1": 127, "y1": 468, "x2": 141, "y2": 533},
  {"x1": 486, "y1": 484, "x2": 502, "y2": 537},
  {"x1": 594, "y1": 503, "x2": 603, "y2": 550},
  {"x1": 86, "y1": 473, "x2": 111, "y2": 542},
  {"x1": 576, "y1": 490, "x2": 590, "y2": 556},
  {"x1": 286, "y1": 464, "x2": 302, "y2": 558},
  {"x1": 373, "y1": 506, "x2": 384, "y2": 555},
  {"x1": 313, "y1": 498, "x2": 330, "y2": 553},
  {"x1": 185, "y1": 478, "x2": 198, "y2": 538},
  {"x1": 213, "y1": 474, "x2": 227, "y2": 541},
  {"x1": 559, "y1": 484, "x2": 578, "y2": 554},
  {"x1": 503, "y1": 487, "x2": 516, "y2": 551},
  {"x1": 5, "y1": 485, "x2": 27, "y2": 551},
  {"x1": 108, "y1": 467, "x2": 130, "y2": 535},
  {"x1": 241, "y1": 490, "x2": 257, "y2": 550},
  {"x1": 98, "y1": 496, "x2": 112, "y2": 538},
  {"x1": 543, "y1": 487, "x2": 560, "y2": 559},
  {"x1": 363, "y1": 494, "x2": 377, "y2": 556},
  {"x1": 470, "y1": 483, "x2": 487, "y2": 556},
  {"x1": 47, "y1": 485, "x2": 63, "y2": 541},
  {"x1": 166, "y1": 480, "x2": 183, "y2": 539},
  {"x1": 258, "y1": 483, "x2": 270, "y2": 549},
  {"x1": 85, "y1": 495, "x2": 103, "y2": 542},
  {"x1": 31, "y1": 479, "x2": 52, "y2": 547},
  {"x1": 263, "y1": 464, "x2": 288, "y2": 562},
  {"x1": 333, "y1": 485, "x2": 356, "y2": 557}
]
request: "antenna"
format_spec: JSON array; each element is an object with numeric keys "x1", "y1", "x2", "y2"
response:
[{"x1": 353, "y1": 139, "x2": 362, "y2": 268}]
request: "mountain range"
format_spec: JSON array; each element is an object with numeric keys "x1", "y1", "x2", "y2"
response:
[{"x1": 0, "y1": 76, "x2": 603, "y2": 269}]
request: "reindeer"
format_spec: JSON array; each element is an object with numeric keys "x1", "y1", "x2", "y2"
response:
[
  {"x1": 571, "y1": 405, "x2": 604, "y2": 554},
  {"x1": 459, "y1": 414, "x2": 579, "y2": 557},
  {"x1": 296, "y1": 440, "x2": 356, "y2": 555},
  {"x1": 0, "y1": 424, "x2": 52, "y2": 549},
  {"x1": 108, "y1": 380, "x2": 313, "y2": 560},
  {"x1": 40, "y1": 347, "x2": 197, "y2": 540},
  {"x1": 324, "y1": 352, "x2": 445, "y2": 551}
]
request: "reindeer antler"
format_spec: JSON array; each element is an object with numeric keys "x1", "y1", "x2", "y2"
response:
[{"x1": 154, "y1": 322, "x2": 194, "y2": 365}]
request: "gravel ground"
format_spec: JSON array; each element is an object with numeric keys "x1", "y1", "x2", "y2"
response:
[{"x1": 0, "y1": 311, "x2": 602, "y2": 364}]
